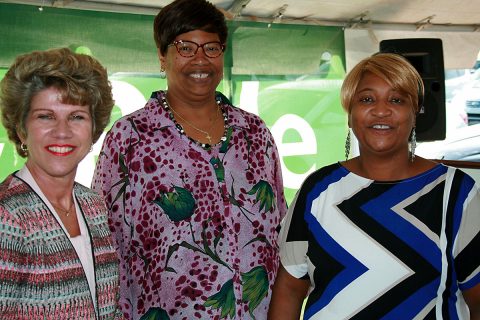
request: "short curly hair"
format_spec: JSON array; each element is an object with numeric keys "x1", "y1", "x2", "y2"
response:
[
  {"x1": 0, "y1": 47, "x2": 114, "y2": 157},
  {"x1": 154, "y1": 0, "x2": 228, "y2": 56},
  {"x1": 341, "y1": 53, "x2": 424, "y2": 115}
]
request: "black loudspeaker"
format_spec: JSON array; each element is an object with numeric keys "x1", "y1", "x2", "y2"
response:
[{"x1": 380, "y1": 38, "x2": 446, "y2": 141}]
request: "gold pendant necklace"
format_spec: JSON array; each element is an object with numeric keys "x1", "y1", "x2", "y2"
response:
[
  {"x1": 167, "y1": 98, "x2": 220, "y2": 145},
  {"x1": 51, "y1": 201, "x2": 74, "y2": 217}
]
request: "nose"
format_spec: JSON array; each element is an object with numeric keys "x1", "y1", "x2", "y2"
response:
[
  {"x1": 372, "y1": 100, "x2": 392, "y2": 116},
  {"x1": 52, "y1": 118, "x2": 73, "y2": 138}
]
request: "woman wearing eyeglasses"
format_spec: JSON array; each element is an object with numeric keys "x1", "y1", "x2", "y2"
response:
[{"x1": 92, "y1": 0, "x2": 287, "y2": 319}]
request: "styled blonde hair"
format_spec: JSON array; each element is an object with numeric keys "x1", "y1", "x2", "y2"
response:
[{"x1": 341, "y1": 53, "x2": 424, "y2": 114}]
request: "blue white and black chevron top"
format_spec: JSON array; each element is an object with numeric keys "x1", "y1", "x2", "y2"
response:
[{"x1": 279, "y1": 162, "x2": 480, "y2": 319}]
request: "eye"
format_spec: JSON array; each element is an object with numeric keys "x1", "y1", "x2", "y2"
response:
[
  {"x1": 37, "y1": 113, "x2": 54, "y2": 120},
  {"x1": 179, "y1": 44, "x2": 194, "y2": 53},
  {"x1": 70, "y1": 114, "x2": 85, "y2": 121},
  {"x1": 205, "y1": 45, "x2": 221, "y2": 53},
  {"x1": 359, "y1": 96, "x2": 374, "y2": 103},
  {"x1": 390, "y1": 97, "x2": 403, "y2": 104}
]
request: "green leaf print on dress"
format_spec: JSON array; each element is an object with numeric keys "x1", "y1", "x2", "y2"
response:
[
  {"x1": 247, "y1": 180, "x2": 276, "y2": 213},
  {"x1": 210, "y1": 156, "x2": 225, "y2": 182},
  {"x1": 242, "y1": 266, "x2": 269, "y2": 319},
  {"x1": 153, "y1": 186, "x2": 196, "y2": 222},
  {"x1": 139, "y1": 307, "x2": 170, "y2": 320},
  {"x1": 204, "y1": 279, "x2": 236, "y2": 319}
]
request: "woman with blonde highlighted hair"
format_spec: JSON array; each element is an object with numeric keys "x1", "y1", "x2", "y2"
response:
[{"x1": 269, "y1": 53, "x2": 480, "y2": 319}]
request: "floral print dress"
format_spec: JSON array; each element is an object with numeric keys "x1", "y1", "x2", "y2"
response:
[{"x1": 92, "y1": 91, "x2": 287, "y2": 320}]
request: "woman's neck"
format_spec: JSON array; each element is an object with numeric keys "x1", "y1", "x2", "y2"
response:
[
  {"x1": 165, "y1": 90, "x2": 217, "y2": 114},
  {"x1": 26, "y1": 163, "x2": 75, "y2": 204}
]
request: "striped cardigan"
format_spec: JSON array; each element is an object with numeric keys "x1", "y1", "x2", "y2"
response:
[{"x1": 0, "y1": 173, "x2": 124, "y2": 319}]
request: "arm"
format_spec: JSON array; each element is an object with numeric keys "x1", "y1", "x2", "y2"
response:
[
  {"x1": 268, "y1": 264, "x2": 310, "y2": 320},
  {"x1": 91, "y1": 126, "x2": 130, "y2": 243},
  {"x1": 456, "y1": 177, "x2": 480, "y2": 320},
  {"x1": 271, "y1": 135, "x2": 287, "y2": 221},
  {"x1": 464, "y1": 283, "x2": 480, "y2": 320},
  {"x1": 91, "y1": 126, "x2": 131, "y2": 319},
  {"x1": 0, "y1": 202, "x2": 25, "y2": 318}
]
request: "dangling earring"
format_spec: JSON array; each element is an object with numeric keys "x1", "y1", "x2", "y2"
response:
[
  {"x1": 345, "y1": 129, "x2": 351, "y2": 161},
  {"x1": 20, "y1": 142, "x2": 28, "y2": 155},
  {"x1": 409, "y1": 127, "x2": 416, "y2": 162},
  {"x1": 90, "y1": 143, "x2": 93, "y2": 152},
  {"x1": 159, "y1": 66, "x2": 166, "y2": 79}
]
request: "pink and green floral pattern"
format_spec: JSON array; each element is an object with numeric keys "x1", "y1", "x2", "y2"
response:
[{"x1": 92, "y1": 91, "x2": 286, "y2": 319}]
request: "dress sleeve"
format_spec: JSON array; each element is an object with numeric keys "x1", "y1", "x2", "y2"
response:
[
  {"x1": 278, "y1": 186, "x2": 311, "y2": 279},
  {"x1": 91, "y1": 123, "x2": 131, "y2": 270},
  {"x1": 453, "y1": 176, "x2": 480, "y2": 291},
  {"x1": 92, "y1": 122, "x2": 134, "y2": 318},
  {"x1": 270, "y1": 132, "x2": 287, "y2": 222}
]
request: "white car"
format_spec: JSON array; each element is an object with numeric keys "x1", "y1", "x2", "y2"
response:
[
  {"x1": 450, "y1": 69, "x2": 480, "y2": 124},
  {"x1": 417, "y1": 124, "x2": 480, "y2": 161}
]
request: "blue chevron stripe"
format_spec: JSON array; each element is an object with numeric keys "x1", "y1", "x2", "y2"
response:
[
  {"x1": 361, "y1": 165, "x2": 447, "y2": 269},
  {"x1": 304, "y1": 214, "x2": 368, "y2": 319},
  {"x1": 303, "y1": 167, "x2": 367, "y2": 319},
  {"x1": 462, "y1": 271, "x2": 480, "y2": 290},
  {"x1": 305, "y1": 166, "x2": 349, "y2": 204},
  {"x1": 384, "y1": 278, "x2": 439, "y2": 319}
]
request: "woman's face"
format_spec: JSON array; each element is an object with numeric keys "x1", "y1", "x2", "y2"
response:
[
  {"x1": 160, "y1": 29, "x2": 224, "y2": 102},
  {"x1": 349, "y1": 72, "x2": 415, "y2": 159},
  {"x1": 20, "y1": 86, "x2": 93, "y2": 181}
]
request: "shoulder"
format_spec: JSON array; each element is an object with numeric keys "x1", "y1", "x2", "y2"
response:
[
  {"x1": 108, "y1": 107, "x2": 149, "y2": 135},
  {"x1": 0, "y1": 175, "x2": 34, "y2": 228},
  {"x1": 301, "y1": 162, "x2": 346, "y2": 189},
  {"x1": 291, "y1": 163, "x2": 346, "y2": 203},
  {"x1": 228, "y1": 105, "x2": 268, "y2": 127},
  {"x1": 74, "y1": 183, "x2": 103, "y2": 201},
  {"x1": 0, "y1": 173, "x2": 28, "y2": 205},
  {"x1": 442, "y1": 164, "x2": 479, "y2": 194},
  {"x1": 106, "y1": 90, "x2": 169, "y2": 138},
  {"x1": 0, "y1": 174, "x2": 14, "y2": 199},
  {"x1": 225, "y1": 104, "x2": 276, "y2": 145},
  {"x1": 74, "y1": 184, "x2": 109, "y2": 218}
]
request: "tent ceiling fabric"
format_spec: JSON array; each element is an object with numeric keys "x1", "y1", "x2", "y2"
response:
[
  {"x1": 4, "y1": 0, "x2": 480, "y2": 68},
  {"x1": 5, "y1": 0, "x2": 480, "y2": 27}
]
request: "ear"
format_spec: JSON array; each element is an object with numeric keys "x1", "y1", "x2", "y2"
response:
[{"x1": 16, "y1": 125, "x2": 26, "y2": 143}]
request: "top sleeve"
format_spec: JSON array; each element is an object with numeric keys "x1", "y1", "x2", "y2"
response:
[
  {"x1": 278, "y1": 186, "x2": 311, "y2": 279},
  {"x1": 453, "y1": 174, "x2": 480, "y2": 291},
  {"x1": 269, "y1": 131, "x2": 288, "y2": 224},
  {"x1": 91, "y1": 123, "x2": 132, "y2": 256}
]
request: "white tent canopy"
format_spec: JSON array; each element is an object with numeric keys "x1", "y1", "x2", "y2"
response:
[{"x1": 5, "y1": 0, "x2": 480, "y2": 69}]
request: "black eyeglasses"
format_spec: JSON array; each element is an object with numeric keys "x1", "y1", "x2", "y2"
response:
[{"x1": 168, "y1": 40, "x2": 225, "y2": 58}]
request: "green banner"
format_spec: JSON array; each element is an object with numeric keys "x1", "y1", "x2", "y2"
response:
[{"x1": 0, "y1": 4, "x2": 347, "y2": 204}]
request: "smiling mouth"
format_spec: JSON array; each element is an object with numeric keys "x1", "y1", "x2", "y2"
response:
[
  {"x1": 371, "y1": 124, "x2": 392, "y2": 129},
  {"x1": 47, "y1": 146, "x2": 75, "y2": 155},
  {"x1": 189, "y1": 72, "x2": 209, "y2": 79}
]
